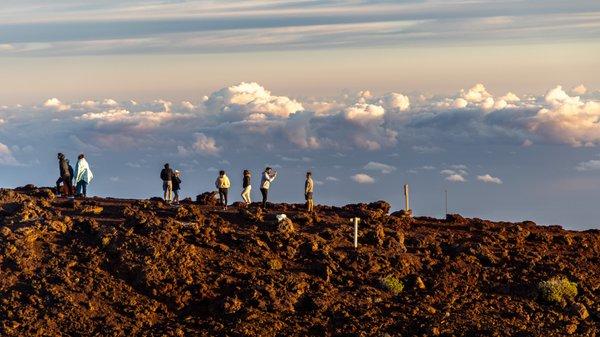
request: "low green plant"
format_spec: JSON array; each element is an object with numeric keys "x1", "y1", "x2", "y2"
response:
[
  {"x1": 380, "y1": 276, "x2": 404, "y2": 295},
  {"x1": 538, "y1": 277, "x2": 578, "y2": 304}
]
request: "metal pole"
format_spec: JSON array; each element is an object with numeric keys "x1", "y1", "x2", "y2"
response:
[
  {"x1": 445, "y1": 189, "x2": 448, "y2": 215},
  {"x1": 404, "y1": 184, "x2": 410, "y2": 211}
]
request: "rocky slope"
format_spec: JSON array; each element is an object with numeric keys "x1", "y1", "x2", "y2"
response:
[{"x1": 0, "y1": 186, "x2": 598, "y2": 336}]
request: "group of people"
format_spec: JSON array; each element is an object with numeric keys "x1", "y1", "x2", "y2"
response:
[
  {"x1": 160, "y1": 165, "x2": 315, "y2": 211},
  {"x1": 160, "y1": 163, "x2": 182, "y2": 204},
  {"x1": 56, "y1": 153, "x2": 94, "y2": 197},
  {"x1": 56, "y1": 155, "x2": 314, "y2": 210}
]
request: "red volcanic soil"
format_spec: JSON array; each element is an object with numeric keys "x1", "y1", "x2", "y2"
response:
[{"x1": 0, "y1": 186, "x2": 598, "y2": 336}]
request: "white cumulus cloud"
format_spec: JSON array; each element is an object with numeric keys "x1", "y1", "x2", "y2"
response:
[
  {"x1": 477, "y1": 174, "x2": 503, "y2": 184},
  {"x1": 446, "y1": 174, "x2": 466, "y2": 182},
  {"x1": 43, "y1": 98, "x2": 70, "y2": 111},
  {"x1": 351, "y1": 173, "x2": 375, "y2": 184},
  {"x1": 364, "y1": 161, "x2": 396, "y2": 174},
  {"x1": 193, "y1": 133, "x2": 221, "y2": 155}
]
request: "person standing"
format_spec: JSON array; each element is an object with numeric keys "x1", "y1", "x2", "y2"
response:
[
  {"x1": 260, "y1": 167, "x2": 277, "y2": 208},
  {"x1": 215, "y1": 170, "x2": 231, "y2": 210},
  {"x1": 67, "y1": 159, "x2": 74, "y2": 189},
  {"x1": 160, "y1": 163, "x2": 174, "y2": 203},
  {"x1": 56, "y1": 153, "x2": 73, "y2": 197},
  {"x1": 74, "y1": 154, "x2": 94, "y2": 197},
  {"x1": 241, "y1": 170, "x2": 252, "y2": 205},
  {"x1": 305, "y1": 171, "x2": 314, "y2": 212},
  {"x1": 172, "y1": 170, "x2": 182, "y2": 204}
]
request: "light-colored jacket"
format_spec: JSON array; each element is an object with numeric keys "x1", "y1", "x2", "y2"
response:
[
  {"x1": 215, "y1": 175, "x2": 231, "y2": 189},
  {"x1": 305, "y1": 177, "x2": 313, "y2": 194},
  {"x1": 261, "y1": 171, "x2": 276, "y2": 189},
  {"x1": 74, "y1": 158, "x2": 94, "y2": 184}
]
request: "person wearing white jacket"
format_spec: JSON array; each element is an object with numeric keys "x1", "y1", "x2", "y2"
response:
[
  {"x1": 215, "y1": 170, "x2": 231, "y2": 210},
  {"x1": 260, "y1": 167, "x2": 277, "y2": 208},
  {"x1": 74, "y1": 154, "x2": 94, "y2": 197}
]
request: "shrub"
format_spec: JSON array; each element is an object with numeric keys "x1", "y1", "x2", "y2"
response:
[
  {"x1": 380, "y1": 276, "x2": 404, "y2": 295},
  {"x1": 267, "y1": 259, "x2": 283, "y2": 270},
  {"x1": 538, "y1": 277, "x2": 578, "y2": 304}
]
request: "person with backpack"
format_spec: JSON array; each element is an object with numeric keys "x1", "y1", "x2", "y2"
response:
[
  {"x1": 160, "y1": 163, "x2": 174, "y2": 203},
  {"x1": 74, "y1": 154, "x2": 94, "y2": 197},
  {"x1": 56, "y1": 153, "x2": 73, "y2": 197},
  {"x1": 305, "y1": 171, "x2": 314, "y2": 212},
  {"x1": 241, "y1": 170, "x2": 252, "y2": 205},
  {"x1": 172, "y1": 170, "x2": 182, "y2": 204},
  {"x1": 260, "y1": 167, "x2": 277, "y2": 208},
  {"x1": 215, "y1": 170, "x2": 231, "y2": 210}
]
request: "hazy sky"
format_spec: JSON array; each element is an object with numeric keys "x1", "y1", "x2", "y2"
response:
[{"x1": 1, "y1": 1, "x2": 600, "y2": 229}]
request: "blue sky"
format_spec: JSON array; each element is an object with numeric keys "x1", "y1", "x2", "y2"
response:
[{"x1": 0, "y1": 0, "x2": 599, "y2": 229}]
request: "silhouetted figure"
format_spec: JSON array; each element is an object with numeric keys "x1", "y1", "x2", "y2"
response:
[
  {"x1": 305, "y1": 171, "x2": 314, "y2": 212},
  {"x1": 260, "y1": 167, "x2": 277, "y2": 208},
  {"x1": 172, "y1": 170, "x2": 181, "y2": 204},
  {"x1": 74, "y1": 154, "x2": 94, "y2": 197},
  {"x1": 160, "y1": 163, "x2": 174, "y2": 203},
  {"x1": 241, "y1": 170, "x2": 252, "y2": 204},
  {"x1": 215, "y1": 170, "x2": 231, "y2": 210},
  {"x1": 56, "y1": 153, "x2": 73, "y2": 197}
]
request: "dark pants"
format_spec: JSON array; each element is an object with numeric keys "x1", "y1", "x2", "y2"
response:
[
  {"x1": 219, "y1": 188, "x2": 229, "y2": 206},
  {"x1": 76, "y1": 181, "x2": 88, "y2": 197},
  {"x1": 260, "y1": 188, "x2": 269, "y2": 207},
  {"x1": 56, "y1": 175, "x2": 73, "y2": 196}
]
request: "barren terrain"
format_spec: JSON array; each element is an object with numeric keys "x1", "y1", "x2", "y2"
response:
[{"x1": 0, "y1": 186, "x2": 598, "y2": 336}]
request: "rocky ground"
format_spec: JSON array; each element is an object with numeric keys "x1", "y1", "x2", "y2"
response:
[{"x1": 0, "y1": 185, "x2": 598, "y2": 336}]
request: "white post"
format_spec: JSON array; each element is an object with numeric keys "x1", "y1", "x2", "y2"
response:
[
  {"x1": 351, "y1": 217, "x2": 360, "y2": 248},
  {"x1": 404, "y1": 184, "x2": 410, "y2": 212}
]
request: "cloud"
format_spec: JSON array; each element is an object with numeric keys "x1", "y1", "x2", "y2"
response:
[
  {"x1": 441, "y1": 166, "x2": 468, "y2": 182},
  {"x1": 461, "y1": 83, "x2": 492, "y2": 103},
  {"x1": 0, "y1": 143, "x2": 19, "y2": 165},
  {"x1": 43, "y1": 98, "x2": 70, "y2": 111},
  {"x1": 381, "y1": 93, "x2": 410, "y2": 111},
  {"x1": 446, "y1": 174, "x2": 466, "y2": 182},
  {"x1": 499, "y1": 92, "x2": 520, "y2": 102},
  {"x1": 529, "y1": 86, "x2": 600, "y2": 147},
  {"x1": 181, "y1": 101, "x2": 196, "y2": 111},
  {"x1": 351, "y1": 173, "x2": 375, "y2": 184},
  {"x1": 571, "y1": 84, "x2": 587, "y2": 95},
  {"x1": 205, "y1": 82, "x2": 303, "y2": 118},
  {"x1": 452, "y1": 98, "x2": 468, "y2": 108},
  {"x1": 363, "y1": 161, "x2": 396, "y2": 174},
  {"x1": 575, "y1": 160, "x2": 600, "y2": 171},
  {"x1": 192, "y1": 133, "x2": 220, "y2": 155},
  {"x1": 326, "y1": 176, "x2": 339, "y2": 182},
  {"x1": 343, "y1": 103, "x2": 385, "y2": 125},
  {"x1": 477, "y1": 174, "x2": 503, "y2": 184}
]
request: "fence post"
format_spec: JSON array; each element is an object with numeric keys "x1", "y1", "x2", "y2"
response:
[{"x1": 350, "y1": 217, "x2": 360, "y2": 248}]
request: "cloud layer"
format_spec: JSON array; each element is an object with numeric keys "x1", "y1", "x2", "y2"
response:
[{"x1": 1, "y1": 1, "x2": 599, "y2": 56}]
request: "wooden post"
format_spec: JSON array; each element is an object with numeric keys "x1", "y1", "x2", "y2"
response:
[
  {"x1": 350, "y1": 217, "x2": 360, "y2": 248},
  {"x1": 404, "y1": 184, "x2": 410, "y2": 212}
]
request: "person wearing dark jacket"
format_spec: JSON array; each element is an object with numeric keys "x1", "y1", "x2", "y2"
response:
[
  {"x1": 172, "y1": 170, "x2": 181, "y2": 204},
  {"x1": 56, "y1": 153, "x2": 73, "y2": 196},
  {"x1": 67, "y1": 159, "x2": 74, "y2": 188},
  {"x1": 241, "y1": 170, "x2": 251, "y2": 205},
  {"x1": 160, "y1": 163, "x2": 174, "y2": 203}
]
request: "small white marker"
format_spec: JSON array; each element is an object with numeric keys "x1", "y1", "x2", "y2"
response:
[{"x1": 350, "y1": 217, "x2": 361, "y2": 248}]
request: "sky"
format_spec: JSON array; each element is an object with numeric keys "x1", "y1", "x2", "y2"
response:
[{"x1": 1, "y1": 0, "x2": 600, "y2": 229}]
